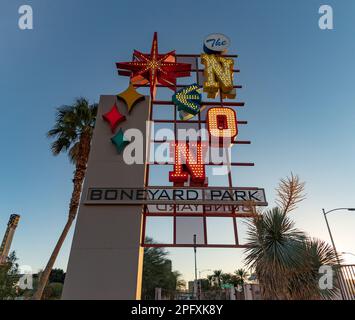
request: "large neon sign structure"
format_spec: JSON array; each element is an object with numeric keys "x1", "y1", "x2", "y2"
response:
[
  {"x1": 115, "y1": 32, "x2": 267, "y2": 248},
  {"x1": 63, "y1": 32, "x2": 267, "y2": 300}
]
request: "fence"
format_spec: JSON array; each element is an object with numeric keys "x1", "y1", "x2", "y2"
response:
[{"x1": 338, "y1": 264, "x2": 355, "y2": 300}]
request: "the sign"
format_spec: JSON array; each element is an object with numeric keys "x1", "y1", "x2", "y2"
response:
[
  {"x1": 64, "y1": 32, "x2": 267, "y2": 301},
  {"x1": 203, "y1": 33, "x2": 231, "y2": 54},
  {"x1": 85, "y1": 187, "x2": 267, "y2": 206}
]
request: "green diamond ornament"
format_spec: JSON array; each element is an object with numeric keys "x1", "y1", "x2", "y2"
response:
[{"x1": 111, "y1": 128, "x2": 130, "y2": 154}]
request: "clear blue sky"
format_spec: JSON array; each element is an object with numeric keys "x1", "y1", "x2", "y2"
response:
[{"x1": 1, "y1": 0, "x2": 355, "y2": 282}]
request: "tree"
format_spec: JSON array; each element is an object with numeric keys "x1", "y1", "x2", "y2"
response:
[
  {"x1": 234, "y1": 268, "x2": 249, "y2": 286},
  {"x1": 142, "y1": 238, "x2": 184, "y2": 300},
  {"x1": 0, "y1": 251, "x2": 20, "y2": 300},
  {"x1": 32, "y1": 98, "x2": 97, "y2": 300},
  {"x1": 244, "y1": 174, "x2": 340, "y2": 300},
  {"x1": 220, "y1": 273, "x2": 232, "y2": 286},
  {"x1": 49, "y1": 269, "x2": 65, "y2": 284},
  {"x1": 42, "y1": 282, "x2": 64, "y2": 300},
  {"x1": 212, "y1": 270, "x2": 223, "y2": 288},
  {"x1": 207, "y1": 274, "x2": 214, "y2": 287}
]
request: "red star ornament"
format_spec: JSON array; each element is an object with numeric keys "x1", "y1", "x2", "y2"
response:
[
  {"x1": 102, "y1": 103, "x2": 126, "y2": 133},
  {"x1": 116, "y1": 32, "x2": 191, "y2": 99}
]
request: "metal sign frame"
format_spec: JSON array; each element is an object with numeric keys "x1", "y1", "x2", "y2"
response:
[{"x1": 134, "y1": 53, "x2": 266, "y2": 248}]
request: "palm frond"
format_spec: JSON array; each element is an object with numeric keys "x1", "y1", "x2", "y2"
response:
[{"x1": 47, "y1": 98, "x2": 97, "y2": 163}]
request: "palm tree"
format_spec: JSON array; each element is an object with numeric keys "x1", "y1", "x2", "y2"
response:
[
  {"x1": 220, "y1": 273, "x2": 232, "y2": 286},
  {"x1": 32, "y1": 98, "x2": 97, "y2": 300},
  {"x1": 207, "y1": 275, "x2": 214, "y2": 288},
  {"x1": 234, "y1": 268, "x2": 248, "y2": 286},
  {"x1": 212, "y1": 270, "x2": 223, "y2": 288}
]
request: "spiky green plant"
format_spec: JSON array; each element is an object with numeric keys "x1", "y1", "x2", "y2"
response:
[{"x1": 244, "y1": 207, "x2": 307, "y2": 299}]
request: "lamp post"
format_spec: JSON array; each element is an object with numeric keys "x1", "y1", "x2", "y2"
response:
[
  {"x1": 322, "y1": 207, "x2": 355, "y2": 300},
  {"x1": 322, "y1": 208, "x2": 355, "y2": 264},
  {"x1": 197, "y1": 269, "x2": 211, "y2": 300},
  {"x1": 193, "y1": 234, "x2": 198, "y2": 300},
  {"x1": 341, "y1": 252, "x2": 355, "y2": 258}
]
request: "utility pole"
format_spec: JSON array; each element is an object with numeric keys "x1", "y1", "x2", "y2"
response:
[{"x1": 193, "y1": 234, "x2": 199, "y2": 300}]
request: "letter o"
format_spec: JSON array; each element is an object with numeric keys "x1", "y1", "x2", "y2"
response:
[{"x1": 207, "y1": 107, "x2": 238, "y2": 142}]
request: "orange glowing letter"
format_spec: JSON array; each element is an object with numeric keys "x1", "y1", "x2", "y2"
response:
[
  {"x1": 169, "y1": 142, "x2": 205, "y2": 184},
  {"x1": 207, "y1": 107, "x2": 238, "y2": 144}
]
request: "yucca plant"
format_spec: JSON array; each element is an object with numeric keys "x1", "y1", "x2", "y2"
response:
[
  {"x1": 245, "y1": 207, "x2": 307, "y2": 299},
  {"x1": 244, "y1": 174, "x2": 340, "y2": 300},
  {"x1": 288, "y1": 238, "x2": 341, "y2": 300}
]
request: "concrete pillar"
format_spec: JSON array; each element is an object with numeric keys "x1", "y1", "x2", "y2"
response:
[{"x1": 62, "y1": 95, "x2": 149, "y2": 300}]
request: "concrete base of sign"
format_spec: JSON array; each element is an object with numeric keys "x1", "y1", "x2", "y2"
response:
[{"x1": 62, "y1": 95, "x2": 149, "y2": 300}]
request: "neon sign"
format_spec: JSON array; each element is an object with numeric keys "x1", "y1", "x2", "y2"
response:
[
  {"x1": 172, "y1": 84, "x2": 202, "y2": 117},
  {"x1": 203, "y1": 33, "x2": 231, "y2": 54},
  {"x1": 201, "y1": 54, "x2": 236, "y2": 99},
  {"x1": 169, "y1": 142, "x2": 206, "y2": 185},
  {"x1": 207, "y1": 107, "x2": 238, "y2": 145},
  {"x1": 116, "y1": 32, "x2": 191, "y2": 99}
]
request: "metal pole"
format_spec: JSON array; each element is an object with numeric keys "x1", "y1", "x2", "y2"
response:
[
  {"x1": 323, "y1": 209, "x2": 341, "y2": 264},
  {"x1": 322, "y1": 209, "x2": 345, "y2": 299},
  {"x1": 193, "y1": 234, "x2": 198, "y2": 300}
]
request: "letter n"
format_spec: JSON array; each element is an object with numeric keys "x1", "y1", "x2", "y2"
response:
[
  {"x1": 169, "y1": 142, "x2": 206, "y2": 185},
  {"x1": 201, "y1": 54, "x2": 235, "y2": 99}
]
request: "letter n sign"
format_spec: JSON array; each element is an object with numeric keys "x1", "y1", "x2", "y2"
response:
[{"x1": 169, "y1": 142, "x2": 206, "y2": 185}]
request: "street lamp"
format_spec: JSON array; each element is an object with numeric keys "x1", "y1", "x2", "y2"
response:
[
  {"x1": 322, "y1": 207, "x2": 355, "y2": 300},
  {"x1": 322, "y1": 208, "x2": 355, "y2": 264},
  {"x1": 341, "y1": 252, "x2": 355, "y2": 258},
  {"x1": 193, "y1": 234, "x2": 198, "y2": 300}
]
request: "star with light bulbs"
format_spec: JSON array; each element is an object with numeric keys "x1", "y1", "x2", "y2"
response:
[{"x1": 116, "y1": 32, "x2": 191, "y2": 99}]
